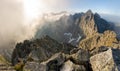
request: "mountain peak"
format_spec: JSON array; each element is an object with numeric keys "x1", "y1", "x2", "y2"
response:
[{"x1": 86, "y1": 10, "x2": 93, "y2": 15}]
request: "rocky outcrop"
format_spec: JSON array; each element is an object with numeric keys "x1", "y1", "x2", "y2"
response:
[
  {"x1": 11, "y1": 35, "x2": 75, "y2": 65},
  {"x1": 11, "y1": 35, "x2": 76, "y2": 70},
  {"x1": 24, "y1": 52, "x2": 65, "y2": 71},
  {"x1": 23, "y1": 51, "x2": 90, "y2": 71},
  {"x1": 11, "y1": 35, "x2": 94, "y2": 71},
  {"x1": 79, "y1": 30, "x2": 118, "y2": 50},
  {"x1": 90, "y1": 48, "x2": 120, "y2": 71},
  {"x1": 11, "y1": 32, "x2": 119, "y2": 71}
]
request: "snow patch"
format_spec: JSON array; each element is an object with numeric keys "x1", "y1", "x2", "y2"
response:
[
  {"x1": 68, "y1": 38, "x2": 76, "y2": 43},
  {"x1": 64, "y1": 33, "x2": 72, "y2": 37},
  {"x1": 76, "y1": 34, "x2": 81, "y2": 42},
  {"x1": 64, "y1": 33, "x2": 81, "y2": 43}
]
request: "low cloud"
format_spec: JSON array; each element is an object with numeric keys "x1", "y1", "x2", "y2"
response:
[{"x1": 0, "y1": 0, "x2": 37, "y2": 48}]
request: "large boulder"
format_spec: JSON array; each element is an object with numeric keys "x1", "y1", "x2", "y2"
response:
[
  {"x1": 90, "y1": 48, "x2": 120, "y2": 71},
  {"x1": 69, "y1": 49, "x2": 91, "y2": 71},
  {"x1": 24, "y1": 62, "x2": 46, "y2": 71},
  {"x1": 24, "y1": 52, "x2": 65, "y2": 71},
  {"x1": 70, "y1": 49, "x2": 90, "y2": 65},
  {"x1": 61, "y1": 60, "x2": 86, "y2": 71},
  {"x1": 22, "y1": 45, "x2": 92, "y2": 71}
]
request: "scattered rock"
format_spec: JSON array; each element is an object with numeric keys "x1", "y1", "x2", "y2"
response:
[
  {"x1": 24, "y1": 62, "x2": 46, "y2": 71},
  {"x1": 24, "y1": 52, "x2": 65, "y2": 71},
  {"x1": 11, "y1": 35, "x2": 75, "y2": 67}
]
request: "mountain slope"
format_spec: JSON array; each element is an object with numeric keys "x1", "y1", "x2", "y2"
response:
[{"x1": 35, "y1": 10, "x2": 114, "y2": 46}]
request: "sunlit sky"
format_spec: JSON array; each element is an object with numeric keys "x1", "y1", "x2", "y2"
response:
[
  {"x1": 22, "y1": 0, "x2": 120, "y2": 20},
  {"x1": 24, "y1": 0, "x2": 119, "y2": 15},
  {"x1": 0, "y1": 0, "x2": 120, "y2": 24},
  {"x1": 68, "y1": 0, "x2": 119, "y2": 15}
]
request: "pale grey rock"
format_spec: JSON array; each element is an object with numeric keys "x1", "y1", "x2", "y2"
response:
[
  {"x1": 90, "y1": 48, "x2": 120, "y2": 71},
  {"x1": 70, "y1": 49, "x2": 90, "y2": 65},
  {"x1": 61, "y1": 60, "x2": 86, "y2": 71},
  {"x1": 24, "y1": 62, "x2": 46, "y2": 71}
]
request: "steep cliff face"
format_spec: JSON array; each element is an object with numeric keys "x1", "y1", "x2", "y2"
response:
[
  {"x1": 79, "y1": 10, "x2": 97, "y2": 37},
  {"x1": 78, "y1": 10, "x2": 114, "y2": 38}
]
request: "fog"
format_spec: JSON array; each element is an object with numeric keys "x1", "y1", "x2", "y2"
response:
[
  {"x1": 0, "y1": 0, "x2": 37, "y2": 48},
  {"x1": 0, "y1": 0, "x2": 70, "y2": 48}
]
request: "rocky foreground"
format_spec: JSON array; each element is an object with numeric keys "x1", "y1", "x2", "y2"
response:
[
  {"x1": 0, "y1": 10, "x2": 120, "y2": 71},
  {"x1": 10, "y1": 34, "x2": 120, "y2": 71}
]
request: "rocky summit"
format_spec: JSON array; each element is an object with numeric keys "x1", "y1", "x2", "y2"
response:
[
  {"x1": 0, "y1": 10, "x2": 120, "y2": 71},
  {"x1": 11, "y1": 36, "x2": 92, "y2": 71}
]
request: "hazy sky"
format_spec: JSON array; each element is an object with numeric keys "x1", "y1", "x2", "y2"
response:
[
  {"x1": 50, "y1": 0, "x2": 119, "y2": 16},
  {"x1": 25, "y1": 0, "x2": 119, "y2": 17},
  {"x1": 20, "y1": 0, "x2": 120, "y2": 20},
  {"x1": 70, "y1": 0, "x2": 118, "y2": 14}
]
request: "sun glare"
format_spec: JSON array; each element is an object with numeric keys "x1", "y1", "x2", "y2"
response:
[{"x1": 23, "y1": 0, "x2": 46, "y2": 22}]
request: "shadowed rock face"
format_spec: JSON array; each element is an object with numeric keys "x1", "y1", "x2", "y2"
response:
[{"x1": 94, "y1": 13, "x2": 114, "y2": 33}]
